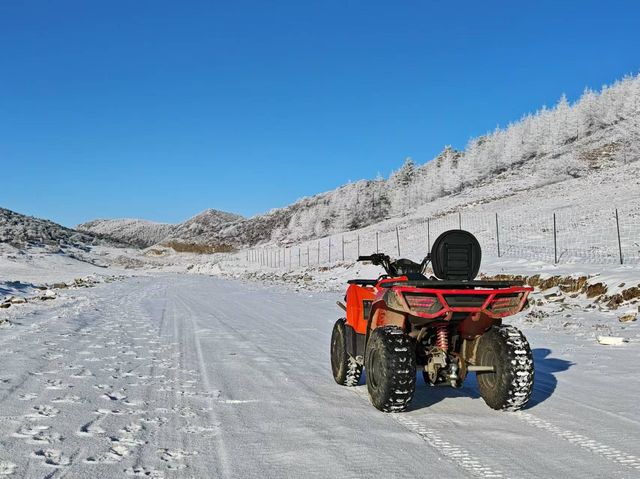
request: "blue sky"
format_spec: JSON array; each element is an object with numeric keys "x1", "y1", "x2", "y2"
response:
[{"x1": 1, "y1": 1, "x2": 639, "y2": 227}]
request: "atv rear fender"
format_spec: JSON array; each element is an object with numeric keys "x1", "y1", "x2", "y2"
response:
[{"x1": 368, "y1": 298, "x2": 407, "y2": 333}]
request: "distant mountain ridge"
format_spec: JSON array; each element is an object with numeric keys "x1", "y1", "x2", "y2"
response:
[
  {"x1": 78, "y1": 209, "x2": 243, "y2": 250},
  {"x1": 77, "y1": 218, "x2": 176, "y2": 248}
]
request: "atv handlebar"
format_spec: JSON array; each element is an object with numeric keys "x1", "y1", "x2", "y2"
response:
[
  {"x1": 358, "y1": 253, "x2": 395, "y2": 275},
  {"x1": 357, "y1": 253, "x2": 390, "y2": 265},
  {"x1": 358, "y1": 253, "x2": 431, "y2": 277}
]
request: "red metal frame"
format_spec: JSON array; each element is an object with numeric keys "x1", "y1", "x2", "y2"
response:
[{"x1": 393, "y1": 285, "x2": 532, "y2": 320}]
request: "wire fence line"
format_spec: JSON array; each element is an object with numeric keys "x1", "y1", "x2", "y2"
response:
[{"x1": 242, "y1": 207, "x2": 640, "y2": 269}]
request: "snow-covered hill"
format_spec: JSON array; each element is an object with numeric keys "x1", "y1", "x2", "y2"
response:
[
  {"x1": 161, "y1": 209, "x2": 243, "y2": 249},
  {"x1": 0, "y1": 207, "x2": 98, "y2": 251},
  {"x1": 77, "y1": 218, "x2": 176, "y2": 248},
  {"x1": 211, "y1": 74, "x2": 639, "y2": 247},
  {"x1": 78, "y1": 209, "x2": 243, "y2": 251},
  {"x1": 75, "y1": 75, "x2": 640, "y2": 252},
  {"x1": 0, "y1": 208, "x2": 138, "y2": 273}
]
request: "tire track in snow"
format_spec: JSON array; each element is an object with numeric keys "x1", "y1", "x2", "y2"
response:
[
  {"x1": 175, "y1": 295, "x2": 233, "y2": 478},
  {"x1": 351, "y1": 386, "x2": 509, "y2": 478},
  {"x1": 516, "y1": 412, "x2": 640, "y2": 471},
  {"x1": 393, "y1": 415, "x2": 508, "y2": 479}
]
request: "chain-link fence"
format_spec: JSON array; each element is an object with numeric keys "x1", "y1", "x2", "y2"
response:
[{"x1": 243, "y1": 207, "x2": 640, "y2": 269}]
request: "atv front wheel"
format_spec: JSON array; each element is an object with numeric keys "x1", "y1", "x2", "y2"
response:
[
  {"x1": 365, "y1": 326, "x2": 416, "y2": 412},
  {"x1": 330, "y1": 318, "x2": 363, "y2": 386},
  {"x1": 475, "y1": 325, "x2": 534, "y2": 411}
]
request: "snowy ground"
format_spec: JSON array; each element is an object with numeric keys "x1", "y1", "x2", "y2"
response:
[{"x1": 1, "y1": 273, "x2": 639, "y2": 478}]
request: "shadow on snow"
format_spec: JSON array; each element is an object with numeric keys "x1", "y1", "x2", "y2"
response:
[{"x1": 388, "y1": 348, "x2": 574, "y2": 412}]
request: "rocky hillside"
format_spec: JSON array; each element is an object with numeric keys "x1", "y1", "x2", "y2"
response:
[
  {"x1": 0, "y1": 207, "x2": 98, "y2": 250},
  {"x1": 78, "y1": 219, "x2": 176, "y2": 248},
  {"x1": 78, "y1": 209, "x2": 244, "y2": 252},
  {"x1": 160, "y1": 209, "x2": 243, "y2": 250}
]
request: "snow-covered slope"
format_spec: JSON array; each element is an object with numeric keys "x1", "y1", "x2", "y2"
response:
[
  {"x1": 211, "y1": 74, "x2": 639, "y2": 247},
  {"x1": 75, "y1": 75, "x2": 640, "y2": 251},
  {"x1": 77, "y1": 218, "x2": 176, "y2": 248},
  {"x1": 159, "y1": 208, "x2": 243, "y2": 250},
  {"x1": 0, "y1": 207, "x2": 98, "y2": 250},
  {"x1": 78, "y1": 209, "x2": 243, "y2": 251}
]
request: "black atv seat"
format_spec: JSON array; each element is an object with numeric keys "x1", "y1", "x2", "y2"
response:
[{"x1": 347, "y1": 279, "x2": 378, "y2": 286}]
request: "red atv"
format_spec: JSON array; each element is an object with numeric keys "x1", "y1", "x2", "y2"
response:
[{"x1": 331, "y1": 230, "x2": 534, "y2": 412}]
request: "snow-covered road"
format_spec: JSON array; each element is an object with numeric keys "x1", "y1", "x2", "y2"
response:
[{"x1": 1, "y1": 275, "x2": 639, "y2": 478}]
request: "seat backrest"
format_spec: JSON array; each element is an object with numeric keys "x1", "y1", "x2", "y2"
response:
[{"x1": 431, "y1": 230, "x2": 481, "y2": 281}]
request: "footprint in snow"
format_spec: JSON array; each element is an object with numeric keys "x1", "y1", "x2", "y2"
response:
[
  {"x1": 70, "y1": 368, "x2": 93, "y2": 378},
  {"x1": 13, "y1": 424, "x2": 49, "y2": 439},
  {"x1": 18, "y1": 393, "x2": 38, "y2": 401},
  {"x1": 158, "y1": 448, "x2": 198, "y2": 470},
  {"x1": 140, "y1": 416, "x2": 168, "y2": 427},
  {"x1": 0, "y1": 460, "x2": 17, "y2": 476},
  {"x1": 42, "y1": 352, "x2": 63, "y2": 361},
  {"x1": 103, "y1": 391, "x2": 128, "y2": 401},
  {"x1": 44, "y1": 379, "x2": 68, "y2": 390},
  {"x1": 78, "y1": 419, "x2": 106, "y2": 436},
  {"x1": 28, "y1": 405, "x2": 60, "y2": 419},
  {"x1": 26, "y1": 430, "x2": 63, "y2": 445},
  {"x1": 33, "y1": 449, "x2": 71, "y2": 467},
  {"x1": 14, "y1": 423, "x2": 63, "y2": 445},
  {"x1": 124, "y1": 466, "x2": 164, "y2": 478}
]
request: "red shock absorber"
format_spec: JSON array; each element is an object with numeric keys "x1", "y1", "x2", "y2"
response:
[{"x1": 435, "y1": 324, "x2": 449, "y2": 351}]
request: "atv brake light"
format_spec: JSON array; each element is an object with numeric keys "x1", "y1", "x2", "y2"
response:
[
  {"x1": 489, "y1": 295, "x2": 521, "y2": 313},
  {"x1": 404, "y1": 294, "x2": 442, "y2": 315}
]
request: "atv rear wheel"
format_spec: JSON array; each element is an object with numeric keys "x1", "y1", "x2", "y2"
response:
[
  {"x1": 475, "y1": 325, "x2": 534, "y2": 411},
  {"x1": 365, "y1": 326, "x2": 416, "y2": 412},
  {"x1": 330, "y1": 318, "x2": 362, "y2": 386}
]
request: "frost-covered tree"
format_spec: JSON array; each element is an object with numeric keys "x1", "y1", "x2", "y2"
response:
[{"x1": 392, "y1": 157, "x2": 416, "y2": 186}]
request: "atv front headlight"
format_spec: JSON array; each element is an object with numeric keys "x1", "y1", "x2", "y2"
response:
[{"x1": 403, "y1": 293, "x2": 443, "y2": 315}]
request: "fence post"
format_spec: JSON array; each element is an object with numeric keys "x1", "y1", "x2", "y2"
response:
[
  {"x1": 615, "y1": 209, "x2": 624, "y2": 265},
  {"x1": 553, "y1": 213, "x2": 558, "y2": 264},
  {"x1": 458, "y1": 211, "x2": 462, "y2": 229},
  {"x1": 495, "y1": 213, "x2": 501, "y2": 257},
  {"x1": 357, "y1": 235, "x2": 360, "y2": 258},
  {"x1": 317, "y1": 241, "x2": 320, "y2": 264},
  {"x1": 396, "y1": 226, "x2": 401, "y2": 256},
  {"x1": 341, "y1": 236, "x2": 345, "y2": 261},
  {"x1": 298, "y1": 248, "x2": 301, "y2": 267},
  {"x1": 376, "y1": 232, "x2": 379, "y2": 253}
]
